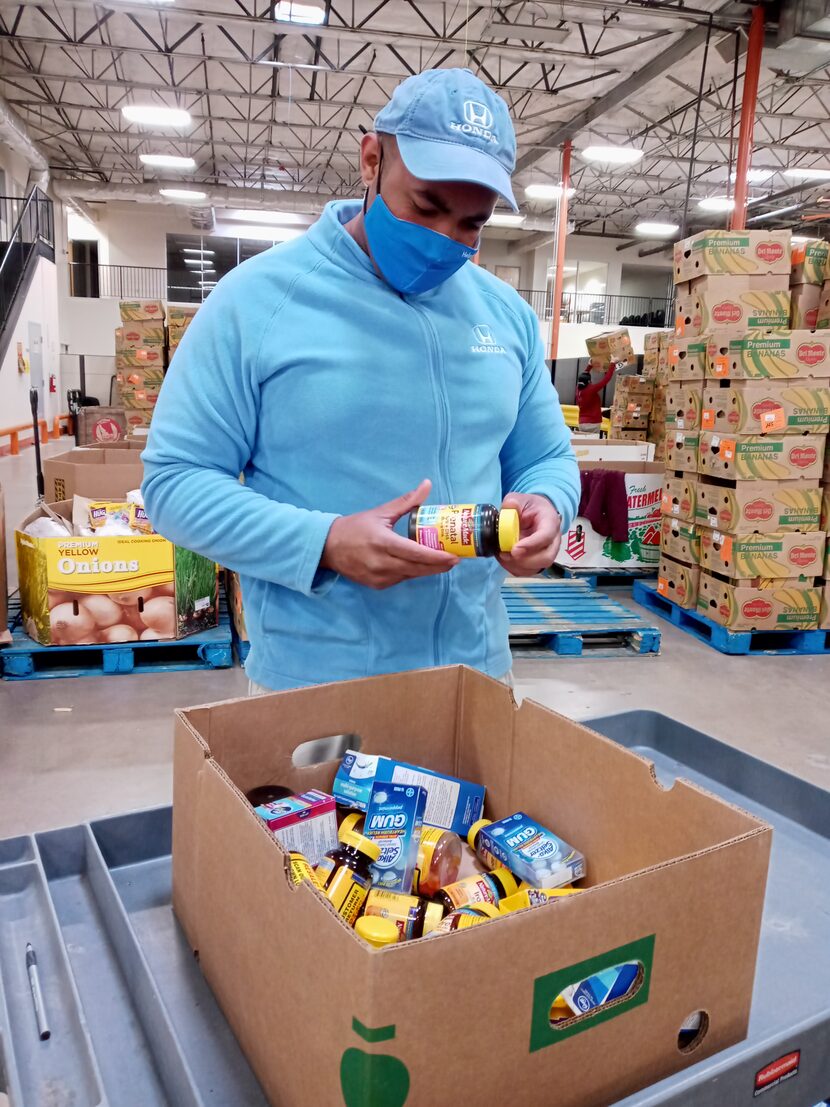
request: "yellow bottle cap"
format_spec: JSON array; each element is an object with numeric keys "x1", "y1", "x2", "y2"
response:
[
  {"x1": 339, "y1": 812, "x2": 363, "y2": 840},
  {"x1": 498, "y1": 508, "x2": 520, "y2": 553},
  {"x1": 422, "y1": 901, "x2": 446, "y2": 935},
  {"x1": 341, "y1": 829, "x2": 382, "y2": 862},
  {"x1": 355, "y1": 916, "x2": 399, "y2": 948},
  {"x1": 493, "y1": 867, "x2": 519, "y2": 899},
  {"x1": 466, "y1": 818, "x2": 492, "y2": 849}
]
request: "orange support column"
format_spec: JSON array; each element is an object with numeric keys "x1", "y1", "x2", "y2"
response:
[
  {"x1": 729, "y1": 5, "x2": 765, "y2": 231},
  {"x1": 549, "y1": 139, "x2": 572, "y2": 363}
]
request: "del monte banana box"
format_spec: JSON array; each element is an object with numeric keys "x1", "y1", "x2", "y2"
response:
[
  {"x1": 15, "y1": 502, "x2": 218, "y2": 646},
  {"x1": 665, "y1": 383, "x2": 703, "y2": 430},
  {"x1": 697, "y1": 431, "x2": 825, "y2": 481},
  {"x1": 790, "y1": 283, "x2": 821, "y2": 330},
  {"x1": 657, "y1": 553, "x2": 699, "y2": 608},
  {"x1": 118, "y1": 299, "x2": 165, "y2": 322},
  {"x1": 696, "y1": 479, "x2": 821, "y2": 534},
  {"x1": 674, "y1": 229, "x2": 791, "y2": 283},
  {"x1": 791, "y1": 238, "x2": 828, "y2": 286},
  {"x1": 116, "y1": 320, "x2": 166, "y2": 350},
  {"x1": 662, "y1": 473, "x2": 697, "y2": 522},
  {"x1": 707, "y1": 330, "x2": 830, "y2": 380},
  {"x1": 665, "y1": 430, "x2": 699, "y2": 472},
  {"x1": 697, "y1": 572, "x2": 820, "y2": 630},
  {"x1": 665, "y1": 336, "x2": 707, "y2": 381},
  {"x1": 699, "y1": 529, "x2": 825, "y2": 580},
  {"x1": 660, "y1": 518, "x2": 700, "y2": 564},
  {"x1": 701, "y1": 381, "x2": 830, "y2": 434},
  {"x1": 675, "y1": 277, "x2": 790, "y2": 338}
]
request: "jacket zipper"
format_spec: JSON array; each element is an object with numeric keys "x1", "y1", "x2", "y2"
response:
[{"x1": 410, "y1": 301, "x2": 452, "y2": 667}]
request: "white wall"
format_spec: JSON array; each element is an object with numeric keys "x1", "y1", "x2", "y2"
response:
[
  {"x1": 0, "y1": 142, "x2": 31, "y2": 198},
  {"x1": 620, "y1": 265, "x2": 672, "y2": 299},
  {"x1": 0, "y1": 255, "x2": 60, "y2": 425}
]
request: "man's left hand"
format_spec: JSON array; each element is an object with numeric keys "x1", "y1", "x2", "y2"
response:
[{"x1": 498, "y1": 493, "x2": 562, "y2": 577}]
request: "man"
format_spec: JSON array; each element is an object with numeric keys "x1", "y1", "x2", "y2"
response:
[
  {"x1": 142, "y1": 67, "x2": 579, "y2": 691},
  {"x1": 575, "y1": 360, "x2": 615, "y2": 434}
]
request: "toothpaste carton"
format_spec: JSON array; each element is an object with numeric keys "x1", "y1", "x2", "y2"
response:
[
  {"x1": 363, "y1": 782, "x2": 426, "y2": 892},
  {"x1": 333, "y1": 751, "x2": 485, "y2": 836},
  {"x1": 475, "y1": 812, "x2": 585, "y2": 888},
  {"x1": 254, "y1": 788, "x2": 337, "y2": 865}
]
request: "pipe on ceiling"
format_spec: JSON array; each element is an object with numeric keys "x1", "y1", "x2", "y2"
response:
[{"x1": 0, "y1": 93, "x2": 49, "y2": 190}]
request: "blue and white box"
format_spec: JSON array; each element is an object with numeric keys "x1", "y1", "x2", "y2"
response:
[
  {"x1": 363, "y1": 782, "x2": 427, "y2": 892},
  {"x1": 476, "y1": 812, "x2": 585, "y2": 888},
  {"x1": 332, "y1": 750, "x2": 485, "y2": 837}
]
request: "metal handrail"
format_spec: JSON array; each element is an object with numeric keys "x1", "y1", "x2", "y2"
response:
[
  {"x1": 0, "y1": 187, "x2": 53, "y2": 275},
  {"x1": 0, "y1": 187, "x2": 54, "y2": 338}
]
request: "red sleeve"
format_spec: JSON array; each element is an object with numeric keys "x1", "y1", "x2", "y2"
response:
[{"x1": 579, "y1": 365, "x2": 615, "y2": 401}]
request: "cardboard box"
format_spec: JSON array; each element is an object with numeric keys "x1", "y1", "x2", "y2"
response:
[
  {"x1": 609, "y1": 429, "x2": 648, "y2": 442},
  {"x1": 119, "y1": 299, "x2": 165, "y2": 322},
  {"x1": 167, "y1": 303, "x2": 199, "y2": 328},
  {"x1": 74, "y1": 406, "x2": 130, "y2": 446},
  {"x1": 821, "y1": 484, "x2": 830, "y2": 530},
  {"x1": 43, "y1": 447, "x2": 144, "y2": 503},
  {"x1": 695, "y1": 479, "x2": 822, "y2": 534},
  {"x1": 656, "y1": 553, "x2": 700, "y2": 608},
  {"x1": 665, "y1": 430, "x2": 699, "y2": 472},
  {"x1": 649, "y1": 435, "x2": 667, "y2": 462},
  {"x1": 171, "y1": 666, "x2": 771, "y2": 1107},
  {"x1": 697, "y1": 432, "x2": 826, "y2": 481},
  {"x1": 225, "y1": 569, "x2": 248, "y2": 647},
  {"x1": 116, "y1": 320, "x2": 166, "y2": 350},
  {"x1": 643, "y1": 332, "x2": 662, "y2": 353},
  {"x1": 665, "y1": 336, "x2": 707, "y2": 381},
  {"x1": 665, "y1": 384, "x2": 702, "y2": 431},
  {"x1": 700, "y1": 381, "x2": 830, "y2": 434},
  {"x1": 819, "y1": 581, "x2": 830, "y2": 630},
  {"x1": 614, "y1": 375, "x2": 654, "y2": 399},
  {"x1": 790, "y1": 283, "x2": 822, "y2": 330},
  {"x1": 16, "y1": 501, "x2": 218, "y2": 647},
  {"x1": 557, "y1": 462, "x2": 663, "y2": 570},
  {"x1": 699, "y1": 528, "x2": 825, "y2": 580},
  {"x1": 585, "y1": 328, "x2": 635, "y2": 368},
  {"x1": 816, "y1": 278, "x2": 830, "y2": 330},
  {"x1": 697, "y1": 572, "x2": 821, "y2": 630},
  {"x1": 0, "y1": 485, "x2": 7, "y2": 645},
  {"x1": 661, "y1": 473, "x2": 697, "y2": 522},
  {"x1": 674, "y1": 230, "x2": 791, "y2": 284},
  {"x1": 675, "y1": 277, "x2": 791, "y2": 338},
  {"x1": 116, "y1": 347, "x2": 165, "y2": 370},
  {"x1": 570, "y1": 438, "x2": 655, "y2": 462},
  {"x1": 825, "y1": 449, "x2": 830, "y2": 483},
  {"x1": 125, "y1": 410, "x2": 154, "y2": 430},
  {"x1": 610, "y1": 407, "x2": 650, "y2": 430},
  {"x1": 706, "y1": 330, "x2": 830, "y2": 380},
  {"x1": 660, "y1": 518, "x2": 700, "y2": 565},
  {"x1": 790, "y1": 238, "x2": 828, "y2": 286}
]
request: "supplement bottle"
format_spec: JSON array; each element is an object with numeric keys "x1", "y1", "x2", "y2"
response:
[
  {"x1": 434, "y1": 867, "x2": 518, "y2": 911},
  {"x1": 316, "y1": 830, "x2": 381, "y2": 925},
  {"x1": 355, "y1": 915, "x2": 400, "y2": 949},
  {"x1": 408, "y1": 504, "x2": 519, "y2": 558},
  {"x1": 413, "y1": 827, "x2": 462, "y2": 897},
  {"x1": 433, "y1": 902, "x2": 501, "y2": 933},
  {"x1": 288, "y1": 851, "x2": 322, "y2": 889},
  {"x1": 338, "y1": 811, "x2": 364, "y2": 840},
  {"x1": 467, "y1": 819, "x2": 499, "y2": 869},
  {"x1": 499, "y1": 887, "x2": 580, "y2": 913},
  {"x1": 364, "y1": 889, "x2": 445, "y2": 941}
]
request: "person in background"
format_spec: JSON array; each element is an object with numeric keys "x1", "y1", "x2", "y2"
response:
[
  {"x1": 575, "y1": 360, "x2": 615, "y2": 433},
  {"x1": 142, "y1": 67, "x2": 580, "y2": 692}
]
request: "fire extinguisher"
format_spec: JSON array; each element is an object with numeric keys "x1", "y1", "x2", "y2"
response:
[{"x1": 49, "y1": 373, "x2": 57, "y2": 393}]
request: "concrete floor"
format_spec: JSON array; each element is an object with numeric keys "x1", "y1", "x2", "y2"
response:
[{"x1": 2, "y1": 440, "x2": 830, "y2": 839}]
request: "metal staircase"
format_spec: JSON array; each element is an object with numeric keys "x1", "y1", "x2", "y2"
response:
[{"x1": 0, "y1": 187, "x2": 55, "y2": 361}]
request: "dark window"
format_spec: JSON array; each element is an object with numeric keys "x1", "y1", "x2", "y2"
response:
[{"x1": 69, "y1": 239, "x2": 100, "y2": 298}]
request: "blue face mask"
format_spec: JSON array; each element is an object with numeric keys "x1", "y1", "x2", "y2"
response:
[{"x1": 364, "y1": 180, "x2": 478, "y2": 295}]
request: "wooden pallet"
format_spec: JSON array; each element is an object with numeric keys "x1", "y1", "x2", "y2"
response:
[
  {"x1": 503, "y1": 578, "x2": 661, "y2": 657},
  {"x1": 632, "y1": 580, "x2": 830, "y2": 656},
  {"x1": 1, "y1": 599, "x2": 234, "y2": 679}
]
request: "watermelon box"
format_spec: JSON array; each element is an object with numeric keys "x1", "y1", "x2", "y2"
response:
[
  {"x1": 706, "y1": 330, "x2": 830, "y2": 380},
  {"x1": 700, "y1": 381, "x2": 830, "y2": 434},
  {"x1": 697, "y1": 432, "x2": 826, "y2": 481},
  {"x1": 699, "y1": 529, "x2": 826, "y2": 580},
  {"x1": 673, "y1": 230, "x2": 791, "y2": 283},
  {"x1": 675, "y1": 277, "x2": 790, "y2": 338},
  {"x1": 696, "y1": 572, "x2": 821, "y2": 630},
  {"x1": 695, "y1": 478, "x2": 822, "y2": 535}
]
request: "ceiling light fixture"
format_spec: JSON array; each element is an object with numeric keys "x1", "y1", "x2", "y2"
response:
[
  {"x1": 747, "y1": 204, "x2": 801, "y2": 223},
  {"x1": 141, "y1": 153, "x2": 196, "y2": 170},
  {"x1": 525, "y1": 183, "x2": 575, "y2": 200},
  {"x1": 257, "y1": 60, "x2": 330, "y2": 70},
  {"x1": 184, "y1": 258, "x2": 212, "y2": 266},
  {"x1": 635, "y1": 220, "x2": 679, "y2": 236},
  {"x1": 272, "y1": 0, "x2": 326, "y2": 24},
  {"x1": 182, "y1": 248, "x2": 215, "y2": 255},
  {"x1": 487, "y1": 213, "x2": 526, "y2": 228},
  {"x1": 729, "y1": 167, "x2": 774, "y2": 183},
  {"x1": 122, "y1": 105, "x2": 190, "y2": 127},
  {"x1": 696, "y1": 196, "x2": 735, "y2": 212},
  {"x1": 783, "y1": 167, "x2": 830, "y2": 181},
  {"x1": 481, "y1": 20, "x2": 570, "y2": 43},
  {"x1": 159, "y1": 187, "x2": 207, "y2": 200},
  {"x1": 581, "y1": 145, "x2": 643, "y2": 165}
]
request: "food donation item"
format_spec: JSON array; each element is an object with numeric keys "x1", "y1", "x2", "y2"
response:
[
  {"x1": 499, "y1": 887, "x2": 581, "y2": 913},
  {"x1": 408, "y1": 504, "x2": 519, "y2": 557},
  {"x1": 254, "y1": 789, "x2": 338, "y2": 866},
  {"x1": 355, "y1": 916, "x2": 400, "y2": 948},
  {"x1": 412, "y1": 827, "x2": 462, "y2": 896},
  {"x1": 363, "y1": 782, "x2": 426, "y2": 892},
  {"x1": 558, "y1": 962, "x2": 641, "y2": 1016},
  {"x1": 316, "y1": 831, "x2": 381, "y2": 924},
  {"x1": 288, "y1": 852, "x2": 321, "y2": 889},
  {"x1": 433, "y1": 903, "x2": 501, "y2": 933},
  {"x1": 364, "y1": 890, "x2": 444, "y2": 940},
  {"x1": 468, "y1": 813, "x2": 585, "y2": 888},
  {"x1": 434, "y1": 867, "x2": 518, "y2": 911}
]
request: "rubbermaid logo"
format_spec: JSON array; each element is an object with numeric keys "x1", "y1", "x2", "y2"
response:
[{"x1": 754, "y1": 1050, "x2": 800, "y2": 1096}]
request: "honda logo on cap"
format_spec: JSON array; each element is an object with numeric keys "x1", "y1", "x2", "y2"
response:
[{"x1": 463, "y1": 100, "x2": 493, "y2": 129}]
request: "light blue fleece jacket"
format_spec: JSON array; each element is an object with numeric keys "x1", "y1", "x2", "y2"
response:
[{"x1": 142, "y1": 200, "x2": 579, "y2": 689}]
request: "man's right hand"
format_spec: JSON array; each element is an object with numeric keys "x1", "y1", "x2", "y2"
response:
[{"x1": 320, "y1": 479, "x2": 460, "y2": 590}]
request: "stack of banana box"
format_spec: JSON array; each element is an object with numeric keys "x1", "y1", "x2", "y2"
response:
[
  {"x1": 115, "y1": 300, "x2": 166, "y2": 430},
  {"x1": 791, "y1": 238, "x2": 828, "y2": 330},
  {"x1": 642, "y1": 330, "x2": 673, "y2": 459},
  {"x1": 609, "y1": 374, "x2": 654, "y2": 441},
  {"x1": 167, "y1": 303, "x2": 199, "y2": 360},
  {"x1": 659, "y1": 229, "x2": 830, "y2": 631}
]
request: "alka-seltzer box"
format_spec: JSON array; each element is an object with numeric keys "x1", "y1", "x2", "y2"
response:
[
  {"x1": 697, "y1": 573, "x2": 821, "y2": 631},
  {"x1": 666, "y1": 383, "x2": 703, "y2": 430},
  {"x1": 695, "y1": 479, "x2": 822, "y2": 534},
  {"x1": 700, "y1": 529, "x2": 826, "y2": 580},
  {"x1": 657, "y1": 553, "x2": 700, "y2": 609},
  {"x1": 697, "y1": 432, "x2": 826, "y2": 481},
  {"x1": 332, "y1": 750, "x2": 485, "y2": 837},
  {"x1": 363, "y1": 782, "x2": 426, "y2": 893},
  {"x1": 665, "y1": 430, "x2": 699, "y2": 473},
  {"x1": 791, "y1": 238, "x2": 829, "y2": 286},
  {"x1": 675, "y1": 276, "x2": 790, "y2": 338},
  {"x1": 475, "y1": 812, "x2": 585, "y2": 889},
  {"x1": 254, "y1": 789, "x2": 338, "y2": 866},
  {"x1": 674, "y1": 229, "x2": 791, "y2": 284},
  {"x1": 118, "y1": 299, "x2": 165, "y2": 322},
  {"x1": 790, "y1": 283, "x2": 822, "y2": 330},
  {"x1": 661, "y1": 518, "x2": 700, "y2": 565},
  {"x1": 665, "y1": 336, "x2": 707, "y2": 381},
  {"x1": 707, "y1": 330, "x2": 830, "y2": 381},
  {"x1": 662, "y1": 473, "x2": 697, "y2": 522},
  {"x1": 701, "y1": 382, "x2": 830, "y2": 435}
]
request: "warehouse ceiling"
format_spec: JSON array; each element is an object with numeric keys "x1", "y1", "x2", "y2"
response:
[{"x1": 2, "y1": 0, "x2": 830, "y2": 241}]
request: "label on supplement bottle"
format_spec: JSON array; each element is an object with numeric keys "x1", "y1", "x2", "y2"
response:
[
  {"x1": 441, "y1": 873, "x2": 498, "y2": 909},
  {"x1": 316, "y1": 855, "x2": 337, "y2": 884},
  {"x1": 289, "y1": 854, "x2": 319, "y2": 888},
  {"x1": 435, "y1": 906, "x2": 492, "y2": 933},
  {"x1": 413, "y1": 505, "x2": 481, "y2": 557},
  {"x1": 324, "y1": 867, "x2": 371, "y2": 924},
  {"x1": 365, "y1": 890, "x2": 421, "y2": 940}
]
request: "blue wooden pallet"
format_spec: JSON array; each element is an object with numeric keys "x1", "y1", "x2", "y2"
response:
[
  {"x1": 503, "y1": 578, "x2": 661, "y2": 656},
  {"x1": 1, "y1": 599, "x2": 234, "y2": 679},
  {"x1": 632, "y1": 579, "x2": 830, "y2": 657},
  {"x1": 551, "y1": 564, "x2": 658, "y2": 590}
]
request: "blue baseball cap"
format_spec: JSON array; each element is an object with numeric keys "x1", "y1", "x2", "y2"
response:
[{"x1": 374, "y1": 68, "x2": 518, "y2": 211}]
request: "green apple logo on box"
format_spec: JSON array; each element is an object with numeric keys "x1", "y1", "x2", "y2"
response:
[{"x1": 341, "y1": 1018, "x2": 410, "y2": 1106}]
